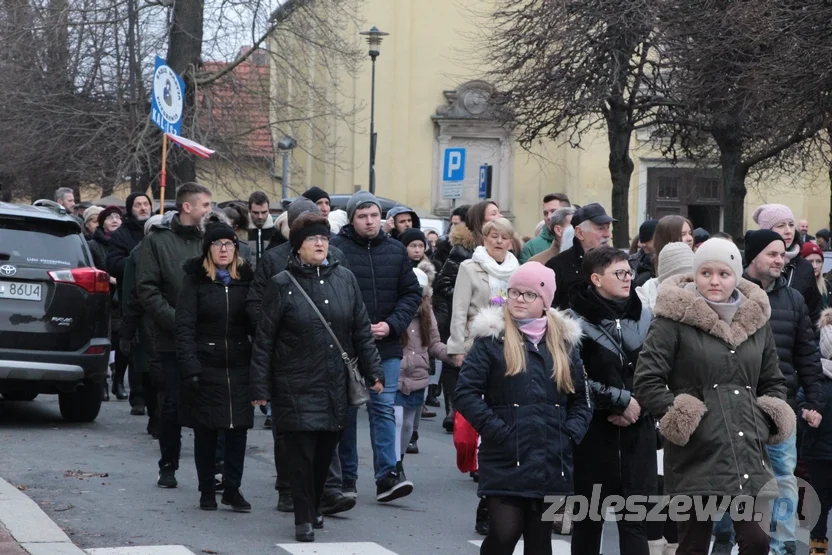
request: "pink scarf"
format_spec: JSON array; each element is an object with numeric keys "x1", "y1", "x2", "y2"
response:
[{"x1": 517, "y1": 317, "x2": 547, "y2": 345}]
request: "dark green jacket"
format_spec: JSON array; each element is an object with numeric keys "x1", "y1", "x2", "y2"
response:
[
  {"x1": 136, "y1": 214, "x2": 202, "y2": 352},
  {"x1": 520, "y1": 226, "x2": 554, "y2": 263},
  {"x1": 634, "y1": 275, "x2": 793, "y2": 498}
]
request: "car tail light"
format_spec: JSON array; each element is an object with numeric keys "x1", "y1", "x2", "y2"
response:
[
  {"x1": 49, "y1": 268, "x2": 110, "y2": 294},
  {"x1": 84, "y1": 345, "x2": 107, "y2": 355}
]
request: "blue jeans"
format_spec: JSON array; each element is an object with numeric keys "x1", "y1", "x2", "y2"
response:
[
  {"x1": 338, "y1": 357, "x2": 401, "y2": 482},
  {"x1": 713, "y1": 511, "x2": 735, "y2": 544},
  {"x1": 768, "y1": 430, "x2": 798, "y2": 554}
]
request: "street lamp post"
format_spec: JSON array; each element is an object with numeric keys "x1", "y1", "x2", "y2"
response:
[
  {"x1": 359, "y1": 26, "x2": 389, "y2": 195},
  {"x1": 277, "y1": 135, "x2": 297, "y2": 202}
]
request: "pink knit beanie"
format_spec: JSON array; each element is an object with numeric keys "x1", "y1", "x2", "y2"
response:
[
  {"x1": 507, "y1": 262, "x2": 556, "y2": 307},
  {"x1": 752, "y1": 204, "x2": 795, "y2": 230}
]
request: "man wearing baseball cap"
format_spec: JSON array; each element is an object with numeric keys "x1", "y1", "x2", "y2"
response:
[{"x1": 546, "y1": 202, "x2": 616, "y2": 309}]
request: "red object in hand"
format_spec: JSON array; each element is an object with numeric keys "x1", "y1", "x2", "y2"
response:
[{"x1": 454, "y1": 411, "x2": 479, "y2": 473}]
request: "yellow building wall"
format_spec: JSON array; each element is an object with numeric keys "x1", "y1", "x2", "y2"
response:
[{"x1": 272, "y1": 0, "x2": 832, "y2": 239}]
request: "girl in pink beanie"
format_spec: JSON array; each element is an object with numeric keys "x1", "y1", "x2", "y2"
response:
[{"x1": 453, "y1": 261, "x2": 591, "y2": 554}]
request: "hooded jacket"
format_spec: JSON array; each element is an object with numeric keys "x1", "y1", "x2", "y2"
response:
[
  {"x1": 546, "y1": 236, "x2": 588, "y2": 310},
  {"x1": 453, "y1": 306, "x2": 592, "y2": 499},
  {"x1": 386, "y1": 206, "x2": 422, "y2": 239},
  {"x1": 520, "y1": 226, "x2": 555, "y2": 263},
  {"x1": 568, "y1": 285, "x2": 657, "y2": 496},
  {"x1": 785, "y1": 254, "x2": 823, "y2": 326},
  {"x1": 629, "y1": 249, "x2": 655, "y2": 288},
  {"x1": 136, "y1": 212, "x2": 203, "y2": 352},
  {"x1": 433, "y1": 223, "x2": 476, "y2": 342},
  {"x1": 743, "y1": 273, "x2": 824, "y2": 413},
  {"x1": 107, "y1": 217, "x2": 145, "y2": 285},
  {"x1": 247, "y1": 212, "x2": 276, "y2": 262},
  {"x1": 798, "y1": 308, "x2": 832, "y2": 460},
  {"x1": 634, "y1": 275, "x2": 793, "y2": 497},
  {"x1": 249, "y1": 255, "x2": 383, "y2": 432},
  {"x1": 330, "y1": 225, "x2": 422, "y2": 360},
  {"x1": 176, "y1": 257, "x2": 255, "y2": 430}
]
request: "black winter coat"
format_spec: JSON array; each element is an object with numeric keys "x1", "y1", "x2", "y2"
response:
[
  {"x1": 785, "y1": 255, "x2": 823, "y2": 326},
  {"x1": 547, "y1": 237, "x2": 587, "y2": 310},
  {"x1": 744, "y1": 273, "x2": 824, "y2": 413},
  {"x1": 798, "y1": 374, "x2": 832, "y2": 461},
  {"x1": 629, "y1": 250, "x2": 655, "y2": 289},
  {"x1": 136, "y1": 215, "x2": 203, "y2": 352},
  {"x1": 176, "y1": 258, "x2": 255, "y2": 430},
  {"x1": 433, "y1": 224, "x2": 476, "y2": 342},
  {"x1": 106, "y1": 217, "x2": 144, "y2": 286},
  {"x1": 330, "y1": 225, "x2": 422, "y2": 360},
  {"x1": 87, "y1": 227, "x2": 111, "y2": 272},
  {"x1": 246, "y1": 241, "x2": 349, "y2": 330},
  {"x1": 249, "y1": 256, "x2": 383, "y2": 431},
  {"x1": 568, "y1": 285, "x2": 658, "y2": 496},
  {"x1": 454, "y1": 306, "x2": 592, "y2": 499}
]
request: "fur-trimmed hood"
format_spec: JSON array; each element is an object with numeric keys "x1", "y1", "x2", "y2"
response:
[
  {"x1": 468, "y1": 305, "x2": 583, "y2": 348},
  {"x1": 819, "y1": 307, "x2": 832, "y2": 330},
  {"x1": 199, "y1": 210, "x2": 232, "y2": 233},
  {"x1": 275, "y1": 211, "x2": 290, "y2": 240},
  {"x1": 416, "y1": 258, "x2": 436, "y2": 297},
  {"x1": 654, "y1": 274, "x2": 770, "y2": 348},
  {"x1": 450, "y1": 223, "x2": 476, "y2": 251},
  {"x1": 247, "y1": 211, "x2": 275, "y2": 231}
]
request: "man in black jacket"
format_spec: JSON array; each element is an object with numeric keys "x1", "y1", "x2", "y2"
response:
[
  {"x1": 629, "y1": 219, "x2": 657, "y2": 288},
  {"x1": 107, "y1": 192, "x2": 153, "y2": 287},
  {"x1": 735, "y1": 229, "x2": 824, "y2": 555},
  {"x1": 247, "y1": 191, "x2": 276, "y2": 265},
  {"x1": 331, "y1": 191, "x2": 422, "y2": 503},
  {"x1": 137, "y1": 183, "x2": 212, "y2": 489},
  {"x1": 547, "y1": 203, "x2": 615, "y2": 309}
]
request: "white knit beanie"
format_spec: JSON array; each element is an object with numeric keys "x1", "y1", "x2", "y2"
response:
[
  {"x1": 413, "y1": 268, "x2": 429, "y2": 296},
  {"x1": 657, "y1": 242, "x2": 694, "y2": 283},
  {"x1": 692, "y1": 238, "x2": 743, "y2": 280},
  {"x1": 821, "y1": 327, "x2": 832, "y2": 361}
]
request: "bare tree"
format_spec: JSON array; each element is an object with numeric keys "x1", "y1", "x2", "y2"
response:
[
  {"x1": 650, "y1": 0, "x2": 832, "y2": 242},
  {"x1": 483, "y1": 0, "x2": 671, "y2": 247}
]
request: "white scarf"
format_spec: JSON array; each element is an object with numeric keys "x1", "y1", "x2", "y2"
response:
[{"x1": 472, "y1": 245, "x2": 519, "y2": 300}]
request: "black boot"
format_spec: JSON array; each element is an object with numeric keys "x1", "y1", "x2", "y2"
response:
[
  {"x1": 442, "y1": 409, "x2": 455, "y2": 433},
  {"x1": 406, "y1": 432, "x2": 419, "y2": 454},
  {"x1": 112, "y1": 366, "x2": 127, "y2": 400},
  {"x1": 295, "y1": 523, "x2": 314, "y2": 542},
  {"x1": 200, "y1": 490, "x2": 217, "y2": 511},
  {"x1": 101, "y1": 375, "x2": 110, "y2": 402},
  {"x1": 425, "y1": 384, "x2": 441, "y2": 407},
  {"x1": 221, "y1": 488, "x2": 251, "y2": 513},
  {"x1": 475, "y1": 497, "x2": 489, "y2": 536}
]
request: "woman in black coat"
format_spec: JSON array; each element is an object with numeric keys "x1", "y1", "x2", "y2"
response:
[
  {"x1": 568, "y1": 246, "x2": 657, "y2": 555},
  {"x1": 454, "y1": 262, "x2": 592, "y2": 555},
  {"x1": 250, "y1": 213, "x2": 383, "y2": 543},
  {"x1": 175, "y1": 220, "x2": 255, "y2": 513}
]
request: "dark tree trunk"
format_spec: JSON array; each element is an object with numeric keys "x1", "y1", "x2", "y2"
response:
[
  {"x1": 607, "y1": 111, "x2": 634, "y2": 248},
  {"x1": 711, "y1": 113, "x2": 747, "y2": 246},
  {"x1": 164, "y1": 0, "x2": 203, "y2": 189}
]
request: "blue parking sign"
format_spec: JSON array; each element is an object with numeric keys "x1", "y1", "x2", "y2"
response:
[{"x1": 443, "y1": 148, "x2": 466, "y2": 181}]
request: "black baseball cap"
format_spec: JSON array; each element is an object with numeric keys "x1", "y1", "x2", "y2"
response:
[{"x1": 572, "y1": 203, "x2": 617, "y2": 226}]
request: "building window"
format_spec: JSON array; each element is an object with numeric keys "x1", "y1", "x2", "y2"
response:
[
  {"x1": 696, "y1": 178, "x2": 720, "y2": 200},
  {"x1": 658, "y1": 177, "x2": 680, "y2": 199}
]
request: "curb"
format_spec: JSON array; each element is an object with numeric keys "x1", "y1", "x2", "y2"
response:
[{"x1": 0, "y1": 477, "x2": 86, "y2": 555}]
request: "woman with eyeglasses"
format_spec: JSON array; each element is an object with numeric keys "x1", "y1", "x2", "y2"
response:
[
  {"x1": 454, "y1": 261, "x2": 592, "y2": 555},
  {"x1": 249, "y1": 212, "x2": 383, "y2": 542},
  {"x1": 567, "y1": 245, "x2": 658, "y2": 555},
  {"x1": 175, "y1": 214, "x2": 255, "y2": 513}
]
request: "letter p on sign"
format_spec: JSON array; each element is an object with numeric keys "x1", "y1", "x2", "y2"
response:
[{"x1": 443, "y1": 148, "x2": 466, "y2": 182}]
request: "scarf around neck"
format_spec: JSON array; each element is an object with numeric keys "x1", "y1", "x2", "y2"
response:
[
  {"x1": 688, "y1": 284, "x2": 745, "y2": 323},
  {"x1": 785, "y1": 242, "x2": 800, "y2": 261},
  {"x1": 472, "y1": 245, "x2": 519, "y2": 302},
  {"x1": 516, "y1": 316, "x2": 547, "y2": 345},
  {"x1": 216, "y1": 268, "x2": 231, "y2": 286}
]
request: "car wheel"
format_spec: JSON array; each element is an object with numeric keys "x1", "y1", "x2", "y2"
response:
[
  {"x1": 59, "y1": 380, "x2": 102, "y2": 422},
  {"x1": 1, "y1": 392, "x2": 38, "y2": 402}
]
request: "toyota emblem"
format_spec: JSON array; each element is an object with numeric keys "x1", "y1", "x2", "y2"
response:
[{"x1": 0, "y1": 265, "x2": 17, "y2": 277}]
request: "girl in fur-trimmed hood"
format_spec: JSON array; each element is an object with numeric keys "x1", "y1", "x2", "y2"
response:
[
  {"x1": 634, "y1": 238, "x2": 792, "y2": 554},
  {"x1": 453, "y1": 262, "x2": 591, "y2": 554}
]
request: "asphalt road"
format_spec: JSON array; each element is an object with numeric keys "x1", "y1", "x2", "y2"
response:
[{"x1": 0, "y1": 394, "x2": 811, "y2": 555}]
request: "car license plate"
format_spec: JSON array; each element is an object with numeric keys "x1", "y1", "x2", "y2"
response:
[{"x1": 0, "y1": 281, "x2": 42, "y2": 301}]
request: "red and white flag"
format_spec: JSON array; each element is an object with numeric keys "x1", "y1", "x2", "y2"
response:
[{"x1": 165, "y1": 133, "x2": 215, "y2": 159}]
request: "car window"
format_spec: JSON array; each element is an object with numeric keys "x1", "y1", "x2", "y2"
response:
[{"x1": 0, "y1": 219, "x2": 90, "y2": 268}]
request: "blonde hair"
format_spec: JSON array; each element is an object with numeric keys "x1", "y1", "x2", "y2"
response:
[
  {"x1": 202, "y1": 252, "x2": 243, "y2": 282},
  {"x1": 503, "y1": 307, "x2": 574, "y2": 393},
  {"x1": 818, "y1": 273, "x2": 828, "y2": 299},
  {"x1": 482, "y1": 217, "x2": 514, "y2": 240}
]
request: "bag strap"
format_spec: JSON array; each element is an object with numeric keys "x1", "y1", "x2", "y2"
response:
[{"x1": 285, "y1": 271, "x2": 351, "y2": 364}]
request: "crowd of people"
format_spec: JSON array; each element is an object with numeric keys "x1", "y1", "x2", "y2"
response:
[{"x1": 53, "y1": 179, "x2": 832, "y2": 555}]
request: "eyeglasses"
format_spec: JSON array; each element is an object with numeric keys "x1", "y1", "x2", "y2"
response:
[
  {"x1": 211, "y1": 240, "x2": 236, "y2": 251},
  {"x1": 303, "y1": 235, "x2": 330, "y2": 244},
  {"x1": 602, "y1": 269, "x2": 635, "y2": 281},
  {"x1": 507, "y1": 288, "x2": 540, "y2": 303}
]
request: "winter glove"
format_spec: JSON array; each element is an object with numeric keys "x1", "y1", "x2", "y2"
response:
[
  {"x1": 119, "y1": 338, "x2": 132, "y2": 356},
  {"x1": 183, "y1": 376, "x2": 200, "y2": 395}
]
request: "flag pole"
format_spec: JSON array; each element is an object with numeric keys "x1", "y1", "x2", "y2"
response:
[{"x1": 159, "y1": 133, "x2": 168, "y2": 215}]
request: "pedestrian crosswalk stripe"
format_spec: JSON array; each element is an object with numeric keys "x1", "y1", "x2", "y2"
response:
[
  {"x1": 86, "y1": 547, "x2": 196, "y2": 555},
  {"x1": 468, "y1": 539, "x2": 572, "y2": 554},
  {"x1": 276, "y1": 542, "x2": 399, "y2": 554}
]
